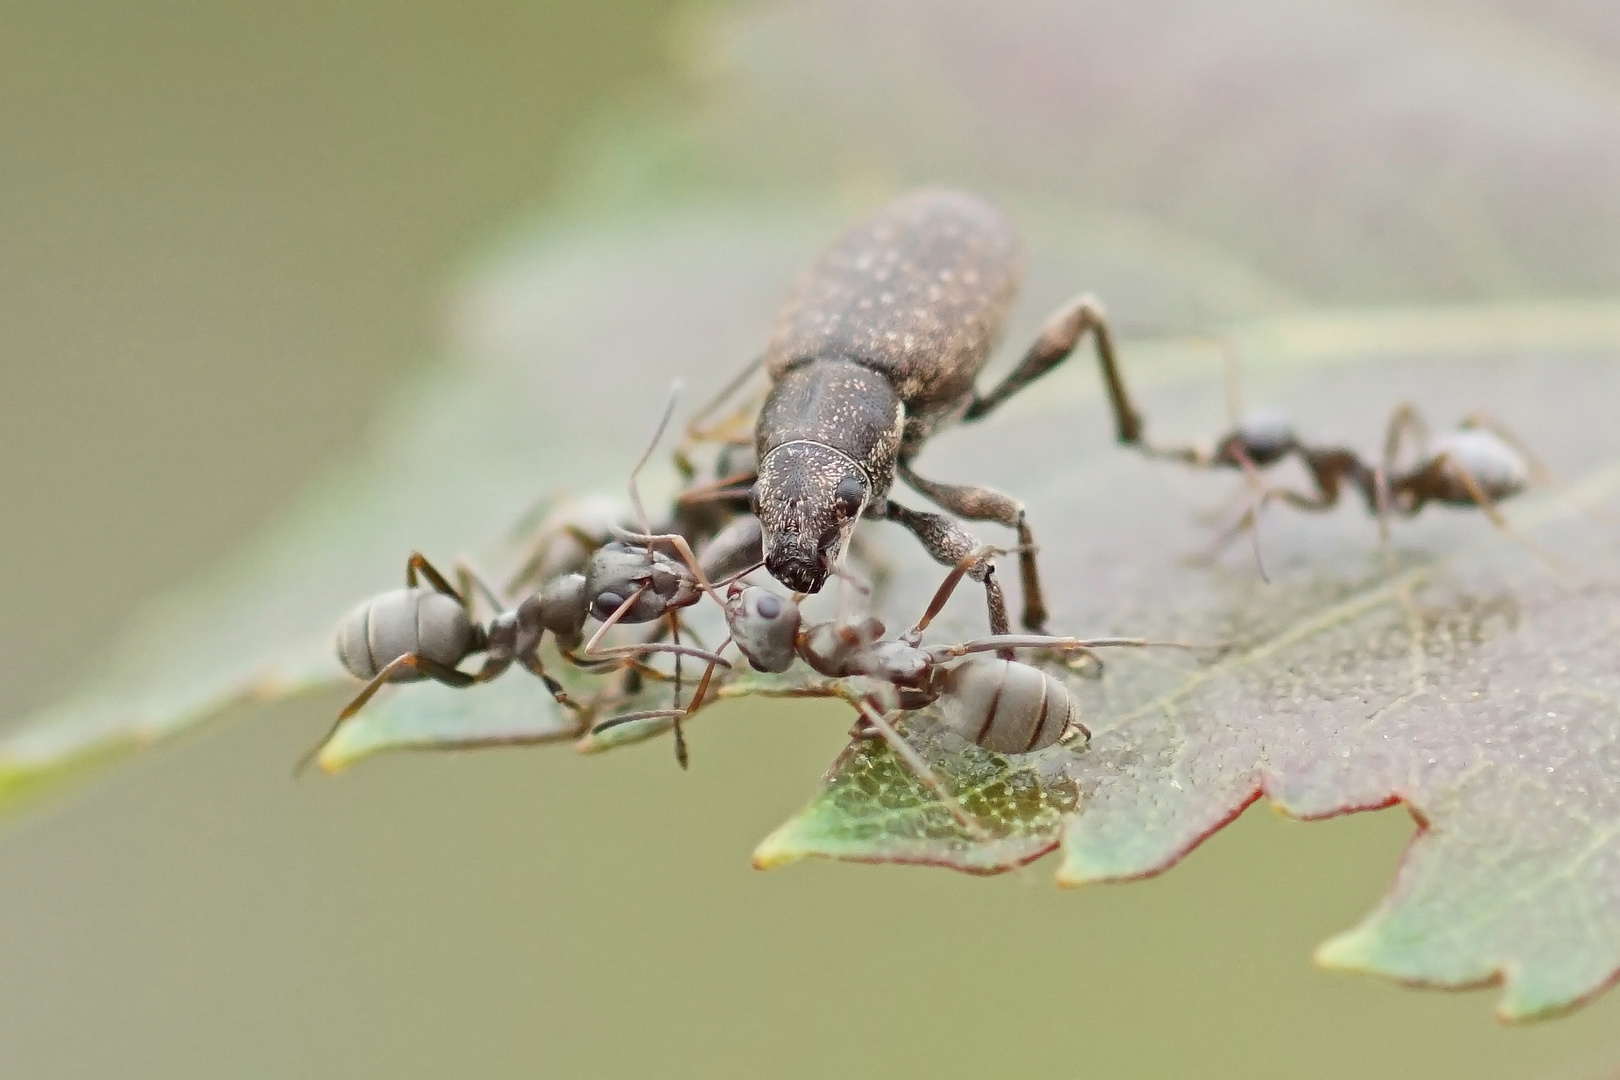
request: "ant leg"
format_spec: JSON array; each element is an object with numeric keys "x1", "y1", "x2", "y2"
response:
[
  {"x1": 847, "y1": 697, "x2": 991, "y2": 842},
  {"x1": 454, "y1": 557, "x2": 508, "y2": 620},
  {"x1": 932, "y1": 634, "x2": 1215, "y2": 660},
  {"x1": 582, "y1": 585, "x2": 651, "y2": 656},
  {"x1": 878, "y1": 500, "x2": 1013, "y2": 639},
  {"x1": 298, "y1": 653, "x2": 477, "y2": 774},
  {"x1": 506, "y1": 524, "x2": 605, "y2": 596},
  {"x1": 903, "y1": 546, "x2": 1010, "y2": 644},
  {"x1": 696, "y1": 516, "x2": 765, "y2": 583},
  {"x1": 511, "y1": 650, "x2": 586, "y2": 720},
  {"x1": 1382, "y1": 403, "x2": 1430, "y2": 480},
  {"x1": 340, "y1": 653, "x2": 475, "y2": 719},
  {"x1": 586, "y1": 640, "x2": 736, "y2": 744},
  {"x1": 670, "y1": 613, "x2": 688, "y2": 768},
  {"x1": 962, "y1": 293, "x2": 1144, "y2": 446},
  {"x1": 674, "y1": 471, "x2": 758, "y2": 512},
  {"x1": 673, "y1": 354, "x2": 765, "y2": 476},
  {"x1": 1434, "y1": 452, "x2": 1569, "y2": 574},
  {"x1": 405, "y1": 552, "x2": 464, "y2": 601},
  {"x1": 895, "y1": 463, "x2": 1047, "y2": 633}
]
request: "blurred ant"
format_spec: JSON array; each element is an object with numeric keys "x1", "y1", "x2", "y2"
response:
[{"x1": 1099, "y1": 337, "x2": 1551, "y2": 577}]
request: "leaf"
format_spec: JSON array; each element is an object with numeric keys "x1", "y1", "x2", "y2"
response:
[
  {"x1": 312, "y1": 663, "x2": 586, "y2": 774},
  {"x1": 752, "y1": 347, "x2": 1620, "y2": 1024},
  {"x1": 752, "y1": 709, "x2": 1080, "y2": 874},
  {"x1": 8, "y1": 0, "x2": 1620, "y2": 1022}
]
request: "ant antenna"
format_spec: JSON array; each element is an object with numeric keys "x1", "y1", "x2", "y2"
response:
[
  {"x1": 1216, "y1": 332, "x2": 1244, "y2": 428},
  {"x1": 628, "y1": 383, "x2": 684, "y2": 537}
]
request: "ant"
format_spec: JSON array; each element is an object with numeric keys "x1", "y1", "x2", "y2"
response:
[
  {"x1": 591, "y1": 548, "x2": 1209, "y2": 837},
  {"x1": 303, "y1": 549, "x2": 735, "y2": 774},
  {"x1": 1105, "y1": 341, "x2": 1546, "y2": 576},
  {"x1": 307, "y1": 390, "x2": 767, "y2": 773}
]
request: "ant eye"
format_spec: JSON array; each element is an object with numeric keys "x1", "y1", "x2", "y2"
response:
[
  {"x1": 833, "y1": 475, "x2": 865, "y2": 517},
  {"x1": 752, "y1": 592, "x2": 783, "y2": 620}
]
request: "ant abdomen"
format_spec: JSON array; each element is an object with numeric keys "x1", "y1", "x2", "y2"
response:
[
  {"x1": 933, "y1": 656, "x2": 1084, "y2": 755},
  {"x1": 1217, "y1": 409, "x2": 1297, "y2": 467},
  {"x1": 1423, "y1": 429, "x2": 1529, "y2": 506},
  {"x1": 334, "y1": 588, "x2": 475, "y2": 681}
]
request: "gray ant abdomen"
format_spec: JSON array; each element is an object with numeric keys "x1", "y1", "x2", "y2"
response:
[
  {"x1": 934, "y1": 656, "x2": 1081, "y2": 755},
  {"x1": 1428, "y1": 429, "x2": 1529, "y2": 504},
  {"x1": 1227, "y1": 409, "x2": 1297, "y2": 466},
  {"x1": 764, "y1": 189, "x2": 1021, "y2": 412},
  {"x1": 334, "y1": 588, "x2": 474, "y2": 681}
]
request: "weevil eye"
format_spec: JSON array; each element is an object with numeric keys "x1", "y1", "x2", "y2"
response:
[
  {"x1": 749, "y1": 484, "x2": 763, "y2": 518},
  {"x1": 833, "y1": 474, "x2": 866, "y2": 518}
]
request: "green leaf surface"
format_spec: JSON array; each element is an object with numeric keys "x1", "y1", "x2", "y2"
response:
[
  {"x1": 7, "y1": 0, "x2": 1620, "y2": 1021},
  {"x1": 752, "y1": 710, "x2": 1080, "y2": 874}
]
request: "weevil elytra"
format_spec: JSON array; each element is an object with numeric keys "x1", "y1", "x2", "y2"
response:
[{"x1": 744, "y1": 188, "x2": 1146, "y2": 636}]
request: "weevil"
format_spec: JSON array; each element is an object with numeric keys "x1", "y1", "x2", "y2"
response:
[{"x1": 740, "y1": 188, "x2": 1147, "y2": 636}]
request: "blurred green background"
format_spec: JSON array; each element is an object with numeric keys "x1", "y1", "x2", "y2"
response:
[{"x1": 3, "y1": 2, "x2": 1620, "y2": 1077}]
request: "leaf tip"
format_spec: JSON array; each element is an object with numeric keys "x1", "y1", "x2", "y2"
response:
[
  {"x1": 750, "y1": 825, "x2": 806, "y2": 870},
  {"x1": 1312, "y1": 924, "x2": 1379, "y2": 973}
]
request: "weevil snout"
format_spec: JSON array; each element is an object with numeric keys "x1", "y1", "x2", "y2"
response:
[{"x1": 753, "y1": 443, "x2": 869, "y2": 594}]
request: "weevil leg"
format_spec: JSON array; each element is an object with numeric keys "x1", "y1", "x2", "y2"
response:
[
  {"x1": 962, "y1": 293, "x2": 1144, "y2": 446},
  {"x1": 695, "y1": 515, "x2": 765, "y2": 582},
  {"x1": 878, "y1": 499, "x2": 1013, "y2": 641},
  {"x1": 895, "y1": 462, "x2": 1048, "y2": 633}
]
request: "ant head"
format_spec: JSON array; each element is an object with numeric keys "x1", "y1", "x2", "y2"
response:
[
  {"x1": 725, "y1": 585, "x2": 802, "y2": 673},
  {"x1": 752, "y1": 443, "x2": 869, "y2": 594},
  {"x1": 1217, "y1": 409, "x2": 1297, "y2": 468},
  {"x1": 584, "y1": 542, "x2": 695, "y2": 624}
]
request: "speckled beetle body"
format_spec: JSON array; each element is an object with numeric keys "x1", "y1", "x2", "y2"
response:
[{"x1": 748, "y1": 188, "x2": 1145, "y2": 635}]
